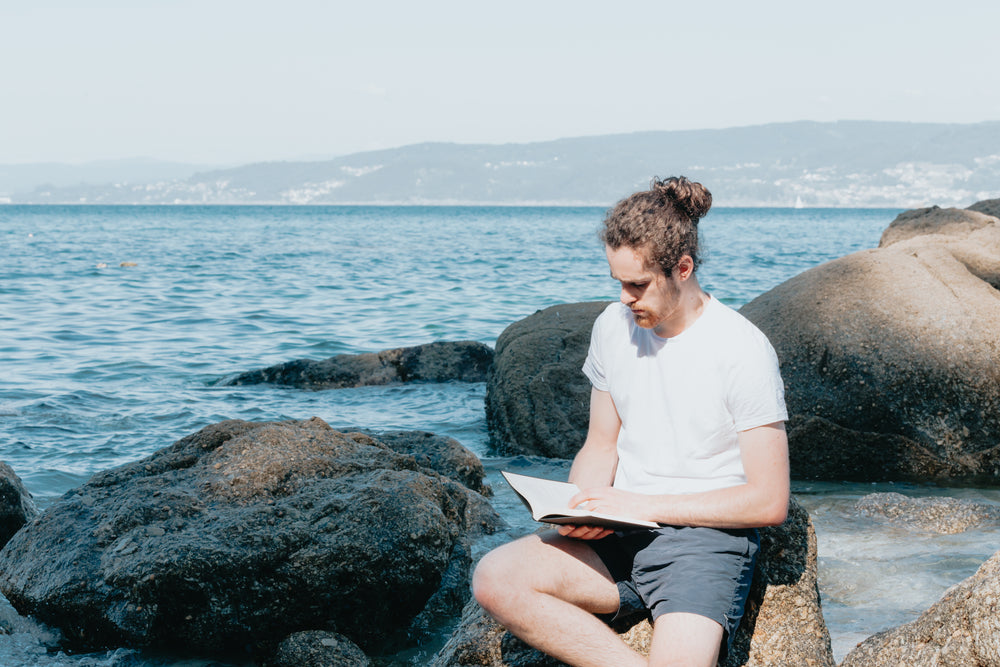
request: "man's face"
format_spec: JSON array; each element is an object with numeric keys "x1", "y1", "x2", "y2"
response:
[{"x1": 605, "y1": 244, "x2": 681, "y2": 336}]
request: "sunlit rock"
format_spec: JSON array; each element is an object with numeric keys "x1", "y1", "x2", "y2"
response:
[
  {"x1": 841, "y1": 549, "x2": 1000, "y2": 666},
  {"x1": 856, "y1": 492, "x2": 1000, "y2": 534},
  {"x1": 739, "y1": 202, "x2": 1000, "y2": 483},
  {"x1": 350, "y1": 429, "x2": 491, "y2": 495}
]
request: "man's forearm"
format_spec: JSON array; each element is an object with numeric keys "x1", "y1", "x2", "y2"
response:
[
  {"x1": 569, "y1": 387, "x2": 621, "y2": 490},
  {"x1": 646, "y1": 481, "x2": 789, "y2": 528},
  {"x1": 567, "y1": 439, "x2": 617, "y2": 490}
]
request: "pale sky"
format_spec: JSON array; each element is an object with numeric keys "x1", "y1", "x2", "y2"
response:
[{"x1": 3, "y1": 0, "x2": 999, "y2": 165}]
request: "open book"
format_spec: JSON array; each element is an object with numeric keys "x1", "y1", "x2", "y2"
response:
[{"x1": 501, "y1": 471, "x2": 659, "y2": 529}]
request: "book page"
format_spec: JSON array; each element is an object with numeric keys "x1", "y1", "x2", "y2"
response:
[
  {"x1": 501, "y1": 471, "x2": 579, "y2": 515},
  {"x1": 501, "y1": 470, "x2": 661, "y2": 529}
]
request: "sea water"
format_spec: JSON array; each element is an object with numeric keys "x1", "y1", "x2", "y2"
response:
[{"x1": 1, "y1": 205, "x2": 998, "y2": 665}]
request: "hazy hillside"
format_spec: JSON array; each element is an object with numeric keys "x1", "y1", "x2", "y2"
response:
[
  {"x1": 6, "y1": 121, "x2": 1000, "y2": 207},
  {"x1": 0, "y1": 159, "x2": 218, "y2": 201}
]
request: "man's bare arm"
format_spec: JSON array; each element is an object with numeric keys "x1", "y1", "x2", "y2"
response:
[
  {"x1": 570, "y1": 422, "x2": 790, "y2": 529},
  {"x1": 558, "y1": 387, "x2": 621, "y2": 539},
  {"x1": 567, "y1": 387, "x2": 620, "y2": 488}
]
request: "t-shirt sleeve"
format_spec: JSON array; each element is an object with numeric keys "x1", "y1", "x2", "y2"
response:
[
  {"x1": 582, "y1": 310, "x2": 609, "y2": 392},
  {"x1": 726, "y1": 329, "x2": 788, "y2": 432}
]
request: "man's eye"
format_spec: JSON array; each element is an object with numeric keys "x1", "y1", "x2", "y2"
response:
[{"x1": 630, "y1": 283, "x2": 648, "y2": 290}]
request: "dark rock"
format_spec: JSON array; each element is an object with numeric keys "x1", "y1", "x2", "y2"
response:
[
  {"x1": 408, "y1": 540, "x2": 474, "y2": 641},
  {"x1": 840, "y1": 549, "x2": 1000, "y2": 666},
  {"x1": 432, "y1": 497, "x2": 833, "y2": 667},
  {"x1": 781, "y1": 415, "x2": 958, "y2": 483},
  {"x1": 855, "y1": 492, "x2": 1000, "y2": 534},
  {"x1": 223, "y1": 341, "x2": 494, "y2": 389},
  {"x1": 0, "y1": 418, "x2": 502, "y2": 658},
  {"x1": 485, "y1": 302, "x2": 610, "y2": 458},
  {"x1": 967, "y1": 197, "x2": 1000, "y2": 219},
  {"x1": 269, "y1": 630, "x2": 371, "y2": 667},
  {"x1": 739, "y1": 205, "x2": 1000, "y2": 483},
  {"x1": 0, "y1": 462, "x2": 39, "y2": 550},
  {"x1": 353, "y1": 430, "x2": 490, "y2": 495},
  {"x1": 429, "y1": 600, "x2": 557, "y2": 667}
]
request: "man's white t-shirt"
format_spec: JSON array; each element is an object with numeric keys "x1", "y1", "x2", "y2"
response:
[{"x1": 582, "y1": 297, "x2": 787, "y2": 496}]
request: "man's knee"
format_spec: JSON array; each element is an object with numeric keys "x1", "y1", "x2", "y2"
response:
[
  {"x1": 470, "y1": 548, "x2": 500, "y2": 610},
  {"x1": 473, "y1": 546, "x2": 525, "y2": 622},
  {"x1": 472, "y1": 537, "x2": 543, "y2": 615}
]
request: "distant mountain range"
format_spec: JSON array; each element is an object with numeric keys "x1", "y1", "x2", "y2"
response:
[{"x1": 4, "y1": 121, "x2": 1000, "y2": 207}]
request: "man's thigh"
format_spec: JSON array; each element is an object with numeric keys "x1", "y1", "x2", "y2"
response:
[
  {"x1": 474, "y1": 530, "x2": 621, "y2": 616},
  {"x1": 648, "y1": 612, "x2": 724, "y2": 667}
]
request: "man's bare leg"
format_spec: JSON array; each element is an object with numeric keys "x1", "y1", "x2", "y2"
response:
[
  {"x1": 647, "y1": 612, "x2": 724, "y2": 667},
  {"x1": 472, "y1": 531, "x2": 645, "y2": 667}
]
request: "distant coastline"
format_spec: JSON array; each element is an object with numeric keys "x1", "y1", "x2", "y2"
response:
[{"x1": 3, "y1": 120, "x2": 999, "y2": 208}]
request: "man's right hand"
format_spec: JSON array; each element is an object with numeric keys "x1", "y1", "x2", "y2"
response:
[{"x1": 557, "y1": 524, "x2": 614, "y2": 540}]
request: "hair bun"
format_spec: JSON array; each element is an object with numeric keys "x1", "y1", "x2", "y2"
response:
[{"x1": 652, "y1": 176, "x2": 712, "y2": 222}]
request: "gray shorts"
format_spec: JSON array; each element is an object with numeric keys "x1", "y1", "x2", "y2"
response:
[{"x1": 590, "y1": 525, "x2": 759, "y2": 659}]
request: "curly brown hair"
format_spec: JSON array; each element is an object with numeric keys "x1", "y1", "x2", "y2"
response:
[{"x1": 600, "y1": 176, "x2": 713, "y2": 275}]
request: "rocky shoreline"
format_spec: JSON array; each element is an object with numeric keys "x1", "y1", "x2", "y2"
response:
[{"x1": 2, "y1": 200, "x2": 999, "y2": 666}]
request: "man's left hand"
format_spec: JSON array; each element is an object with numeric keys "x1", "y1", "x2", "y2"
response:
[{"x1": 568, "y1": 486, "x2": 652, "y2": 523}]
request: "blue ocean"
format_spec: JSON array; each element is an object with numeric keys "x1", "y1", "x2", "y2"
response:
[{"x1": 2, "y1": 205, "x2": 998, "y2": 665}]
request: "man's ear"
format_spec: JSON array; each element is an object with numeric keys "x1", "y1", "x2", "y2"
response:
[{"x1": 675, "y1": 255, "x2": 695, "y2": 281}]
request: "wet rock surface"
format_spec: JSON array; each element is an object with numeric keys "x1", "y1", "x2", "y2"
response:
[
  {"x1": 841, "y1": 549, "x2": 1000, "y2": 666},
  {"x1": 223, "y1": 340, "x2": 494, "y2": 389},
  {"x1": 0, "y1": 418, "x2": 502, "y2": 659},
  {"x1": 432, "y1": 497, "x2": 834, "y2": 667},
  {"x1": 355, "y1": 429, "x2": 490, "y2": 495},
  {"x1": 855, "y1": 492, "x2": 1000, "y2": 534},
  {"x1": 485, "y1": 302, "x2": 609, "y2": 458},
  {"x1": 268, "y1": 630, "x2": 371, "y2": 667},
  {"x1": 739, "y1": 203, "x2": 1000, "y2": 483},
  {"x1": 0, "y1": 462, "x2": 38, "y2": 551}
]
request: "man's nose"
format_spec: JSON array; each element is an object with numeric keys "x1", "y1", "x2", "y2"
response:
[{"x1": 620, "y1": 286, "x2": 635, "y2": 305}]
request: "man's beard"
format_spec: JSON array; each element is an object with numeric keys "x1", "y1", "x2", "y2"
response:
[{"x1": 630, "y1": 309, "x2": 656, "y2": 328}]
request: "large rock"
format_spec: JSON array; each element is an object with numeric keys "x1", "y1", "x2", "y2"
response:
[
  {"x1": 0, "y1": 462, "x2": 38, "y2": 550},
  {"x1": 486, "y1": 302, "x2": 610, "y2": 458},
  {"x1": 0, "y1": 418, "x2": 502, "y2": 659},
  {"x1": 223, "y1": 340, "x2": 494, "y2": 389},
  {"x1": 739, "y1": 204, "x2": 1000, "y2": 483},
  {"x1": 431, "y1": 496, "x2": 833, "y2": 667},
  {"x1": 841, "y1": 549, "x2": 1000, "y2": 666},
  {"x1": 856, "y1": 492, "x2": 1000, "y2": 534}
]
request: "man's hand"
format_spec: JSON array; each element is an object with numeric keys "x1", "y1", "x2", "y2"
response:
[
  {"x1": 569, "y1": 486, "x2": 650, "y2": 522},
  {"x1": 556, "y1": 524, "x2": 614, "y2": 540},
  {"x1": 556, "y1": 486, "x2": 650, "y2": 540}
]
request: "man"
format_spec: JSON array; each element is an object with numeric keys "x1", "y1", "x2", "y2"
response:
[{"x1": 473, "y1": 177, "x2": 789, "y2": 667}]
